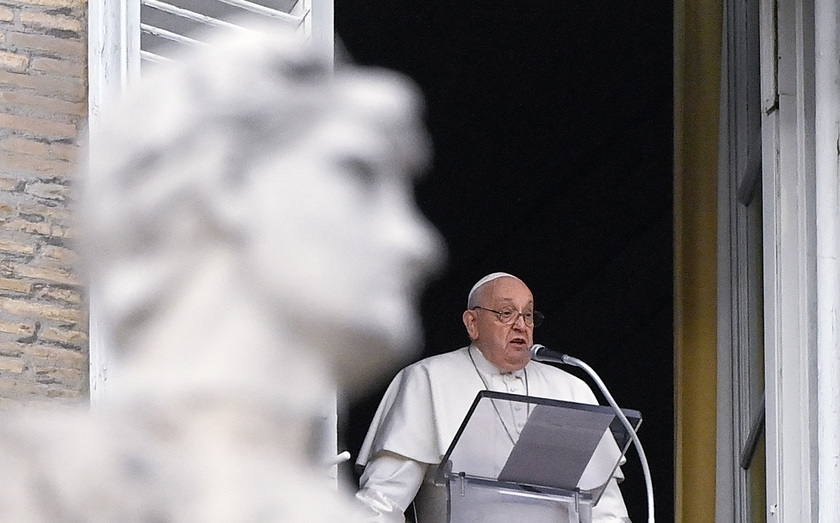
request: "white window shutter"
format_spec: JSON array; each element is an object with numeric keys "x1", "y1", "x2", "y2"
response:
[{"x1": 139, "y1": 0, "x2": 332, "y2": 66}]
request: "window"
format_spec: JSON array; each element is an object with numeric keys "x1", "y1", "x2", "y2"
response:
[
  {"x1": 87, "y1": 0, "x2": 333, "y2": 402},
  {"x1": 139, "y1": 0, "x2": 317, "y2": 66},
  {"x1": 717, "y1": 0, "x2": 765, "y2": 520}
]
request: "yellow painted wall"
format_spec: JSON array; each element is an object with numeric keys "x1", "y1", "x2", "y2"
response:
[{"x1": 673, "y1": 0, "x2": 721, "y2": 521}]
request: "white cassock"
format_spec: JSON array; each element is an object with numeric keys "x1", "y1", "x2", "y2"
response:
[{"x1": 355, "y1": 345, "x2": 632, "y2": 523}]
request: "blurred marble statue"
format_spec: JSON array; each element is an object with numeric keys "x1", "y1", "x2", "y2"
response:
[{"x1": 0, "y1": 22, "x2": 443, "y2": 521}]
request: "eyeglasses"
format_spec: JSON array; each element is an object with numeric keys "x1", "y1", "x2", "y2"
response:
[{"x1": 472, "y1": 306, "x2": 544, "y2": 327}]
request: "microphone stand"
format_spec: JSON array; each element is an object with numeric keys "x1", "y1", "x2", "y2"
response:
[{"x1": 560, "y1": 354, "x2": 655, "y2": 523}]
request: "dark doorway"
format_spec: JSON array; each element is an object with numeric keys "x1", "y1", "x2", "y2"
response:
[{"x1": 337, "y1": 2, "x2": 674, "y2": 521}]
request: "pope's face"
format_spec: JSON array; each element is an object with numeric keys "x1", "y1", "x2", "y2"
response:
[
  {"x1": 244, "y1": 80, "x2": 444, "y2": 392},
  {"x1": 463, "y1": 277, "x2": 535, "y2": 372}
]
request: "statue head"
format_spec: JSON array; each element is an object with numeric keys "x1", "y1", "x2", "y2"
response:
[{"x1": 80, "y1": 24, "x2": 445, "y2": 396}]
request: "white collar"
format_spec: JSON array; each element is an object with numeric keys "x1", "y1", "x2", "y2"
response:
[{"x1": 468, "y1": 344, "x2": 527, "y2": 379}]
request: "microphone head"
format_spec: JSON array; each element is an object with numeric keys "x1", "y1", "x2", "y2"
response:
[{"x1": 529, "y1": 344, "x2": 545, "y2": 358}]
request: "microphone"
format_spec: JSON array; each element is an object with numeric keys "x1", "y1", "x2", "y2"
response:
[{"x1": 529, "y1": 343, "x2": 570, "y2": 364}]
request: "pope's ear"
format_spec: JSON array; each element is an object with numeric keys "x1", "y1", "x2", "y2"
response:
[{"x1": 462, "y1": 310, "x2": 479, "y2": 340}]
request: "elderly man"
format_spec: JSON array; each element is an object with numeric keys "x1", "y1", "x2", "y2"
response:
[{"x1": 355, "y1": 272, "x2": 630, "y2": 522}]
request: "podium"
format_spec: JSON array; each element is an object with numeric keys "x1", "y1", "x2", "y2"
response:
[{"x1": 414, "y1": 391, "x2": 641, "y2": 523}]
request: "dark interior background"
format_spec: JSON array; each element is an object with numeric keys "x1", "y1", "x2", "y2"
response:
[{"x1": 336, "y1": 2, "x2": 674, "y2": 521}]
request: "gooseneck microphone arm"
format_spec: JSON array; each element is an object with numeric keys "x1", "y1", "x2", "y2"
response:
[{"x1": 530, "y1": 344, "x2": 655, "y2": 523}]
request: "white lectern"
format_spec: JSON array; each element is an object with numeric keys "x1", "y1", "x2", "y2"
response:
[{"x1": 413, "y1": 391, "x2": 641, "y2": 523}]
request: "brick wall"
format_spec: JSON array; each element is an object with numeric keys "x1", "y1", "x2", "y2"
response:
[{"x1": 0, "y1": 0, "x2": 88, "y2": 405}]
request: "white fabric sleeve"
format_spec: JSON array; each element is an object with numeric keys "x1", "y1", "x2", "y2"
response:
[{"x1": 355, "y1": 451, "x2": 428, "y2": 523}]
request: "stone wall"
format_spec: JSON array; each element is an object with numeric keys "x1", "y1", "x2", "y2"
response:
[{"x1": 0, "y1": 0, "x2": 88, "y2": 405}]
